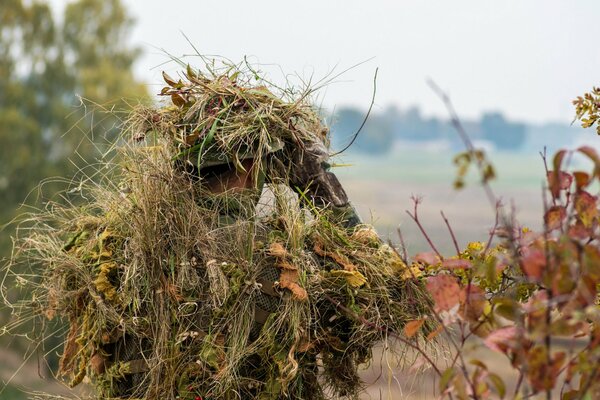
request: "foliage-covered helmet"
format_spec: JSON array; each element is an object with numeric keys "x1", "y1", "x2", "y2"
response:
[{"x1": 131, "y1": 67, "x2": 328, "y2": 176}]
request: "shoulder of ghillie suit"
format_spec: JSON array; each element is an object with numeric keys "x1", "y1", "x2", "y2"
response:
[{"x1": 12, "y1": 64, "x2": 434, "y2": 400}]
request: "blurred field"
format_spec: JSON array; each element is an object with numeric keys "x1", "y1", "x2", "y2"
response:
[{"x1": 336, "y1": 149, "x2": 547, "y2": 254}]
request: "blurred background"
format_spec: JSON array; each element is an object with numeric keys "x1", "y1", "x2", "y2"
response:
[{"x1": 1, "y1": 0, "x2": 599, "y2": 398}]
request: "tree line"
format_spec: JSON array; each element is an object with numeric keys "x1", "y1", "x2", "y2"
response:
[{"x1": 329, "y1": 105, "x2": 581, "y2": 155}]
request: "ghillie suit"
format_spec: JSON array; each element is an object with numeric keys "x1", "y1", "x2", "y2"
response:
[{"x1": 8, "y1": 64, "x2": 431, "y2": 399}]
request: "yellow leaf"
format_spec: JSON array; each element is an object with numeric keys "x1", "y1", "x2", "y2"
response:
[
  {"x1": 330, "y1": 270, "x2": 367, "y2": 288},
  {"x1": 401, "y1": 263, "x2": 423, "y2": 279},
  {"x1": 99, "y1": 228, "x2": 114, "y2": 241}
]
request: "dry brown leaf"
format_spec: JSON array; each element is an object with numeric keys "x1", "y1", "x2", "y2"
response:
[
  {"x1": 90, "y1": 352, "x2": 107, "y2": 375},
  {"x1": 59, "y1": 319, "x2": 80, "y2": 375},
  {"x1": 404, "y1": 319, "x2": 426, "y2": 338},
  {"x1": 277, "y1": 261, "x2": 298, "y2": 271},
  {"x1": 279, "y1": 269, "x2": 308, "y2": 301},
  {"x1": 269, "y1": 242, "x2": 288, "y2": 258},
  {"x1": 297, "y1": 336, "x2": 316, "y2": 352},
  {"x1": 426, "y1": 324, "x2": 444, "y2": 341},
  {"x1": 314, "y1": 241, "x2": 357, "y2": 271},
  {"x1": 167, "y1": 283, "x2": 184, "y2": 302}
]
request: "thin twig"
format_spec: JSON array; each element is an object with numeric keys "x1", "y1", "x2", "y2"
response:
[
  {"x1": 406, "y1": 196, "x2": 443, "y2": 259},
  {"x1": 395, "y1": 226, "x2": 409, "y2": 264},
  {"x1": 483, "y1": 202, "x2": 501, "y2": 255},
  {"x1": 330, "y1": 68, "x2": 378, "y2": 156},
  {"x1": 539, "y1": 147, "x2": 557, "y2": 208},
  {"x1": 440, "y1": 211, "x2": 460, "y2": 256},
  {"x1": 514, "y1": 371, "x2": 525, "y2": 398},
  {"x1": 427, "y1": 79, "x2": 497, "y2": 209}
]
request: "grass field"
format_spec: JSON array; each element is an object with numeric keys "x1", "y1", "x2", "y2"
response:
[{"x1": 335, "y1": 149, "x2": 547, "y2": 254}]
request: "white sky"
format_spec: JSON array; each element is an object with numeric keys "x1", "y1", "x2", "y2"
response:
[{"x1": 49, "y1": 0, "x2": 600, "y2": 124}]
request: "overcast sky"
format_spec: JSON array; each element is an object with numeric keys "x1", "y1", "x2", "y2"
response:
[{"x1": 50, "y1": 0, "x2": 600, "y2": 124}]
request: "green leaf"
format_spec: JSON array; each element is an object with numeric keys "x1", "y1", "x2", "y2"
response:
[
  {"x1": 469, "y1": 359, "x2": 488, "y2": 370},
  {"x1": 493, "y1": 297, "x2": 522, "y2": 321},
  {"x1": 186, "y1": 64, "x2": 197, "y2": 79},
  {"x1": 439, "y1": 367, "x2": 455, "y2": 392},
  {"x1": 488, "y1": 373, "x2": 506, "y2": 398},
  {"x1": 194, "y1": 118, "x2": 219, "y2": 167}
]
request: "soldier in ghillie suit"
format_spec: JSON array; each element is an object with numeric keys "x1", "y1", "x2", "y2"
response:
[{"x1": 9, "y1": 63, "x2": 431, "y2": 399}]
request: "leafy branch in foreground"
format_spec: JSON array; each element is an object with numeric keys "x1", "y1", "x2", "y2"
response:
[{"x1": 387, "y1": 88, "x2": 600, "y2": 400}]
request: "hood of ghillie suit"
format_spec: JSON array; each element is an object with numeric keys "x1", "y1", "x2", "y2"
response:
[
  {"x1": 131, "y1": 67, "x2": 329, "y2": 184},
  {"x1": 9, "y1": 64, "x2": 433, "y2": 400}
]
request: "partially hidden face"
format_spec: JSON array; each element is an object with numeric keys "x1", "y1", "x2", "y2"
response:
[{"x1": 200, "y1": 158, "x2": 257, "y2": 194}]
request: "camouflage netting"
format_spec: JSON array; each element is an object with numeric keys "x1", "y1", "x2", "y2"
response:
[{"x1": 5, "y1": 62, "x2": 432, "y2": 399}]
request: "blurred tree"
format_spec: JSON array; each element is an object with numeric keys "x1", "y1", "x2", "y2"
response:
[
  {"x1": 331, "y1": 107, "x2": 395, "y2": 154},
  {"x1": 0, "y1": 0, "x2": 148, "y2": 231},
  {"x1": 0, "y1": 0, "x2": 148, "y2": 379},
  {"x1": 480, "y1": 112, "x2": 526, "y2": 150}
]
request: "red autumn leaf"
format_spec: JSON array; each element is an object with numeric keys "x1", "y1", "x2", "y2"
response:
[
  {"x1": 426, "y1": 274, "x2": 461, "y2": 312},
  {"x1": 520, "y1": 248, "x2": 546, "y2": 280},
  {"x1": 574, "y1": 190, "x2": 598, "y2": 227},
  {"x1": 567, "y1": 276, "x2": 599, "y2": 310},
  {"x1": 578, "y1": 145, "x2": 600, "y2": 178},
  {"x1": 519, "y1": 230, "x2": 542, "y2": 247},
  {"x1": 544, "y1": 205, "x2": 566, "y2": 231},
  {"x1": 484, "y1": 326, "x2": 521, "y2": 354},
  {"x1": 573, "y1": 171, "x2": 590, "y2": 191},
  {"x1": 459, "y1": 284, "x2": 486, "y2": 322},
  {"x1": 552, "y1": 149, "x2": 567, "y2": 172},
  {"x1": 414, "y1": 252, "x2": 441, "y2": 265},
  {"x1": 547, "y1": 171, "x2": 573, "y2": 198},
  {"x1": 577, "y1": 145, "x2": 600, "y2": 164},
  {"x1": 441, "y1": 258, "x2": 472, "y2": 270},
  {"x1": 568, "y1": 220, "x2": 591, "y2": 240}
]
